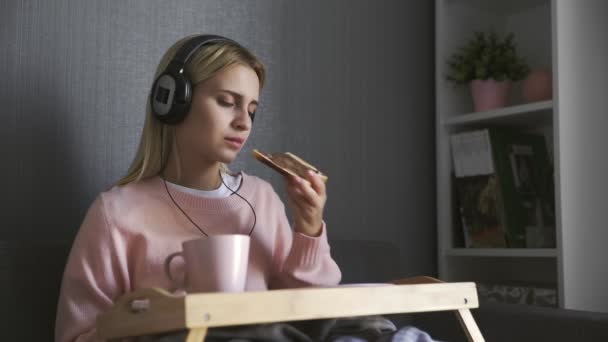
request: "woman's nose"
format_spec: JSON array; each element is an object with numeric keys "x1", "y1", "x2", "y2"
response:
[{"x1": 232, "y1": 107, "x2": 251, "y2": 130}]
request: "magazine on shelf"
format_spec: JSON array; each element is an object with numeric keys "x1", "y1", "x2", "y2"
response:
[{"x1": 450, "y1": 128, "x2": 555, "y2": 248}]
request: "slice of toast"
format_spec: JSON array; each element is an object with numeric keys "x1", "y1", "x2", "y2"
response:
[{"x1": 251, "y1": 149, "x2": 328, "y2": 183}]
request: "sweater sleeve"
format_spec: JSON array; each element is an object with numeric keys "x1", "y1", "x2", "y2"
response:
[
  {"x1": 269, "y1": 195, "x2": 342, "y2": 289},
  {"x1": 55, "y1": 195, "x2": 130, "y2": 342}
]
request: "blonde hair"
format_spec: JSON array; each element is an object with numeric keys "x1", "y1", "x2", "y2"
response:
[{"x1": 116, "y1": 35, "x2": 265, "y2": 186}]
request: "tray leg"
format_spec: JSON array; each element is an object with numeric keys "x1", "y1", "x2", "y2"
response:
[
  {"x1": 185, "y1": 327, "x2": 208, "y2": 342},
  {"x1": 455, "y1": 309, "x2": 484, "y2": 342}
]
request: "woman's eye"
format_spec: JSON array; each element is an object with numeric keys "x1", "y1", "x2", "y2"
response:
[{"x1": 218, "y1": 99, "x2": 234, "y2": 107}]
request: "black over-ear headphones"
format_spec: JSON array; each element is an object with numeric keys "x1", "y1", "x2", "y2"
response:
[{"x1": 150, "y1": 34, "x2": 240, "y2": 125}]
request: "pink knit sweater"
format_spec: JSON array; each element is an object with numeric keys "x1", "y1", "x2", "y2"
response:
[{"x1": 55, "y1": 172, "x2": 342, "y2": 342}]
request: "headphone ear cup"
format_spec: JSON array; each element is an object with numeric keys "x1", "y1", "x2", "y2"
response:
[
  {"x1": 151, "y1": 72, "x2": 192, "y2": 125},
  {"x1": 166, "y1": 74, "x2": 192, "y2": 124}
]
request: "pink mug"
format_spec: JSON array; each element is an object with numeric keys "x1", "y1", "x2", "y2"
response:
[{"x1": 164, "y1": 234, "x2": 250, "y2": 293}]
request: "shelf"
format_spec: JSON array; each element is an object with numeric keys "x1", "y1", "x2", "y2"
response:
[
  {"x1": 446, "y1": 248, "x2": 557, "y2": 258},
  {"x1": 442, "y1": 100, "x2": 553, "y2": 128},
  {"x1": 455, "y1": 0, "x2": 550, "y2": 16}
]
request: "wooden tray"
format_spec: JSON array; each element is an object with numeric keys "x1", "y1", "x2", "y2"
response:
[{"x1": 97, "y1": 277, "x2": 484, "y2": 342}]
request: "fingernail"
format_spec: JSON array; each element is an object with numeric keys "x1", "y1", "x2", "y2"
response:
[{"x1": 308, "y1": 170, "x2": 315, "y2": 176}]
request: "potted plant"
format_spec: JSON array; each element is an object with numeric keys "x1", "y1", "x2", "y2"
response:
[{"x1": 446, "y1": 31, "x2": 530, "y2": 112}]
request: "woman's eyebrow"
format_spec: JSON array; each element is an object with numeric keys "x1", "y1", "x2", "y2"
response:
[{"x1": 218, "y1": 89, "x2": 258, "y2": 106}]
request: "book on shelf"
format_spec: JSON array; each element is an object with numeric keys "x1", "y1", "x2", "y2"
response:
[{"x1": 450, "y1": 128, "x2": 555, "y2": 248}]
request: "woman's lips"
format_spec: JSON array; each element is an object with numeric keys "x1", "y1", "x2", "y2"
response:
[{"x1": 225, "y1": 137, "x2": 244, "y2": 149}]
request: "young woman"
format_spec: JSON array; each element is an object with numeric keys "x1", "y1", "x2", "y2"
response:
[{"x1": 55, "y1": 34, "x2": 341, "y2": 342}]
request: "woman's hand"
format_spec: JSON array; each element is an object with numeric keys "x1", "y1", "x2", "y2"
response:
[{"x1": 284, "y1": 170, "x2": 327, "y2": 237}]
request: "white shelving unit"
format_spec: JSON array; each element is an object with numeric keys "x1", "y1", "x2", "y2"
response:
[
  {"x1": 435, "y1": 0, "x2": 608, "y2": 313},
  {"x1": 442, "y1": 100, "x2": 553, "y2": 127}
]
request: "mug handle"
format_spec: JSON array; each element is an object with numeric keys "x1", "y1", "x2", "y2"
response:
[{"x1": 164, "y1": 251, "x2": 185, "y2": 290}]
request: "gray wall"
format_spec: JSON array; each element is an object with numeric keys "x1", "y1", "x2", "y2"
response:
[{"x1": 0, "y1": 0, "x2": 435, "y2": 339}]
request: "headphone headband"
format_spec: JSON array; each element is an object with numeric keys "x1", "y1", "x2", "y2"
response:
[{"x1": 170, "y1": 34, "x2": 239, "y2": 71}]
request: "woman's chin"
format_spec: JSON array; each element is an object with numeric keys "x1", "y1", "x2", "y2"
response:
[{"x1": 217, "y1": 151, "x2": 239, "y2": 164}]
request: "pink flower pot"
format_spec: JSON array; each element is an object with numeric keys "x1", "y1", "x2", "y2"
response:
[
  {"x1": 522, "y1": 68, "x2": 552, "y2": 102},
  {"x1": 470, "y1": 79, "x2": 512, "y2": 112}
]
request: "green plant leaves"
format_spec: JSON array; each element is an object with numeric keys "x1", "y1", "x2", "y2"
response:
[{"x1": 446, "y1": 31, "x2": 530, "y2": 85}]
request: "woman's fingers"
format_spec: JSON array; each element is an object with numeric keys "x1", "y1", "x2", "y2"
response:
[
  {"x1": 307, "y1": 170, "x2": 326, "y2": 198},
  {"x1": 289, "y1": 174, "x2": 321, "y2": 207},
  {"x1": 283, "y1": 171, "x2": 326, "y2": 236}
]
